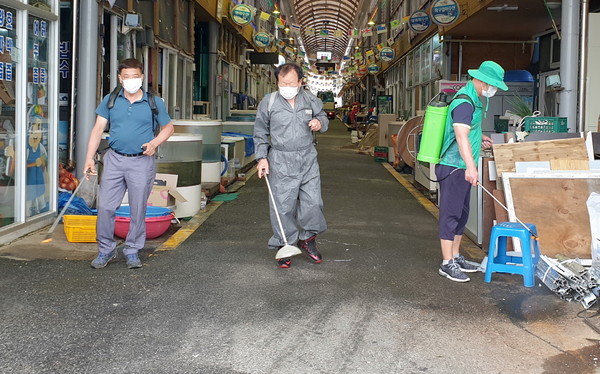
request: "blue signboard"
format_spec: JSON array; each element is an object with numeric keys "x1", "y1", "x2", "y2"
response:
[
  {"x1": 408, "y1": 10, "x2": 430, "y2": 33},
  {"x1": 380, "y1": 47, "x2": 395, "y2": 62},
  {"x1": 254, "y1": 32, "x2": 270, "y2": 48},
  {"x1": 231, "y1": 4, "x2": 253, "y2": 26},
  {"x1": 431, "y1": 0, "x2": 460, "y2": 26}
]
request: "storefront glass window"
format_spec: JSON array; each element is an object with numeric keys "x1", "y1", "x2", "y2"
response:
[
  {"x1": 0, "y1": 6, "x2": 17, "y2": 227},
  {"x1": 184, "y1": 60, "x2": 193, "y2": 119},
  {"x1": 432, "y1": 34, "x2": 442, "y2": 78},
  {"x1": 421, "y1": 39, "x2": 432, "y2": 83},
  {"x1": 413, "y1": 48, "x2": 421, "y2": 85},
  {"x1": 407, "y1": 52, "x2": 413, "y2": 87},
  {"x1": 26, "y1": 14, "x2": 50, "y2": 218}
]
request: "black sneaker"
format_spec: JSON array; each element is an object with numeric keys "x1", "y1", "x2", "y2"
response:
[
  {"x1": 454, "y1": 254, "x2": 479, "y2": 273},
  {"x1": 298, "y1": 235, "x2": 322, "y2": 263},
  {"x1": 277, "y1": 258, "x2": 291, "y2": 268},
  {"x1": 438, "y1": 260, "x2": 470, "y2": 282}
]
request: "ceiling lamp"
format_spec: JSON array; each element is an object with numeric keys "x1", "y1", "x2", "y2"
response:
[
  {"x1": 284, "y1": 26, "x2": 290, "y2": 33},
  {"x1": 272, "y1": 8, "x2": 281, "y2": 15},
  {"x1": 367, "y1": 19, "x2": 376, "y2": 26}
]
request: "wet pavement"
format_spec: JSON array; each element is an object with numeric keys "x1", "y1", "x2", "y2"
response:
[{"x1": 1, "y1": 120, "x2": 599, "y2": 373}]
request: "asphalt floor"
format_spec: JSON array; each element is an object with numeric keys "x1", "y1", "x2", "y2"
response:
[{"x1": 1, "y1": 120, "x2": 599, "y2": 373}]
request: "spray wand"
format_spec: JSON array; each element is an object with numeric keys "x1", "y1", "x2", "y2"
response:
[{"x1": 477, "y1": 181, "x2": 539, "y2": 240}]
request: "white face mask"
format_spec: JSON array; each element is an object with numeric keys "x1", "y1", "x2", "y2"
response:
[
  {"x1": 279, "y1": 85, "x2": 300, "y2": 100},
  {"x1": 122, "y1": 78, "x2": 143, "y2": 94},
  {"x1": 482, "y1": 84, "x2": 498, "y2": 98}
]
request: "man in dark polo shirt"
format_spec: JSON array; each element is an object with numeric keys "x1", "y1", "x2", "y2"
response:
[
  {"x1": 436, "y1": 61, "x2": 508, "y2": 282},
  {"x1": 85, "y1": 58, "x2": 174, "y2": 269}
]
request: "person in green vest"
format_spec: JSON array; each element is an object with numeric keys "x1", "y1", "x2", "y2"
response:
[{"x1": 436, "y1": 61, "x2": 508, "y2": 282}]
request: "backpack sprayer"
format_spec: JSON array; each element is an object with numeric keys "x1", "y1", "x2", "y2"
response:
[
  {"x1": 411, "y1": 91, "x2": 475, "y2": 183},
  {"x1": 416, "y1": 92, "x2": 449, "y2": 165}
]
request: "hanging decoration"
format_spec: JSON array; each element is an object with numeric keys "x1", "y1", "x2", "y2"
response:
[
  {"x1": 376, "y1": 24, "x2": 387, "y2": 34},
  {"x1": 259, "y1": 11, "x2": 271, "y2": 21},
  {"x1": 368, "y1": 64, "x2": 380, "y2": 75},
  {"x1": 274, "y1": 17, "x2": 285, "y2": 28},
  {"x1": 390, "y1": 19, "x2": 401, "y2": 30}
]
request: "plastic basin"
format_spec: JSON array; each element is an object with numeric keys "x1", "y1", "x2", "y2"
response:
[
  {"x1": 114, "y1": 214, "x2": 174, "y2": 239},
  {"x1": 115, "y1": 206, "x2": 172, "y2": 218}
]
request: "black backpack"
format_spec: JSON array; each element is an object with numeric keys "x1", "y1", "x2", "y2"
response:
[{"x1": 106, "y1": 85, "x2": 160, "y2": 136}]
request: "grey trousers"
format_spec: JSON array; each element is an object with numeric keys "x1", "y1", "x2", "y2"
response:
[
  {"x1": 96, "y1": 150, "x2": 155, "y2": 255},
  {"x1": 267, "y1": 147, "x2": 327, "y2": 248}
]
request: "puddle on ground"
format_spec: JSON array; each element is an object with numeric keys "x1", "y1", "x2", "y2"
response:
[
  {"x1": 491, "y1": 285, "x2": 567, "y2": 323},
  {"x1": 543, "y1": 344, "x2": 600, "y2": 373}
]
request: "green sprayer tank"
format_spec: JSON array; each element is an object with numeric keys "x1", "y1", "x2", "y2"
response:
[{"x1": 417, "y1": 95, "x2": 449, "y2": 164}]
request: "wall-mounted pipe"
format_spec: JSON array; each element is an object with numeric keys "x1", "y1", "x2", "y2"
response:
[{"x1": 577, "y1": 0, "x2": 589, "y2": 132}]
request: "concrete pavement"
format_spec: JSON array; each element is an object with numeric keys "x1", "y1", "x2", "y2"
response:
[{"x1": 0, "y1": 120, "x2": 598, "y2": 373}]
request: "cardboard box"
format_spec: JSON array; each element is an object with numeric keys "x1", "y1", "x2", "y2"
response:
[{"x1": 147, "y1": 173, "x2": 187, "y2": 207}]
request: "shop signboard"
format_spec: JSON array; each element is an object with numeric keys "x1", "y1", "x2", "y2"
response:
[
  {"x1": 430, "y1": 0, "x2": 460, "y2": 26},
  {"x1": 408, "y1": 10, "x2": 430, "y2": 33},
  {"x1": 380, "y1": 47, "x2": 395, "y2": 62},
  {"x1": 231, "y1": 4, "x2": 253, "y2": 26},
  {"x1": 253, "y1": 32, "x2": 270, "y2": 48}
]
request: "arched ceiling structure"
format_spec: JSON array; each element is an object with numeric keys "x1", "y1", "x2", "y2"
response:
[{"x1": 292, "y1": 0, "x2": 359, "y2": 59}]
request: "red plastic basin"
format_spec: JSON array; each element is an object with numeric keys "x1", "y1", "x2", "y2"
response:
[{"x1": 114, "y1": 213, "x2": 174, "y2": 239}]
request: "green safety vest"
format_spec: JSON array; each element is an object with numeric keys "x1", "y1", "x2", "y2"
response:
[{"x1": 439, "y1": 80, "x2": 483, "y2": 169}]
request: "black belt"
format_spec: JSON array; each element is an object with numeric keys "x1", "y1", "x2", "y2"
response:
[{"x1": 111, "y1": 148, "x2": 144, "y2": 157}]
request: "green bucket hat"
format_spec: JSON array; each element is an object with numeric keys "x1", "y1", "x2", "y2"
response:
[{"x1": 468, "y1": 61, "x2": 508, "y2": 91}]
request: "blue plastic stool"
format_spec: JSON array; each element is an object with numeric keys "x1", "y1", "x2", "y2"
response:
[{"x1": 484, "y1": 222, "x2": 541, "y2": 287}]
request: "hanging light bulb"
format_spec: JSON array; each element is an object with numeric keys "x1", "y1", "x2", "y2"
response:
[
  {"x1": 284, "y1": 26, "x2": 290, "y2": 33},
  {"x1": 272, "y1": 6, "x2": 281, "y2": 15},
  {"x1": 367, "y1": 19, "x2": 376, "y2": 26}
]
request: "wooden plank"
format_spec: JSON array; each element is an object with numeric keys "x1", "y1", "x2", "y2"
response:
[
  {"x1": 492, "y1": 189, "x2": 509, "y2": 222},
  {"x1": 201, "y1": 182, "x2": 221, "y2": 198},
  {"x1": 492, "y1": 189, "x2": 513, "y2": 251},
  {"x1": 504, "y1": 174, "x2": 600, "y2": 258},
  {"x1": 482, "y1": 157, "x2": 495, "y2": 251},
  {"x1": 550, "y1": 159, "x2": 590, "y2": 170},
  {"x1": 492, "y1": 137, "x2": 588, "y2": 178}
]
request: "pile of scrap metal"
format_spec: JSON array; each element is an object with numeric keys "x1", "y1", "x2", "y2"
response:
[{"x1": 536, "y1": 254, "x2": 599, "y2": 309}]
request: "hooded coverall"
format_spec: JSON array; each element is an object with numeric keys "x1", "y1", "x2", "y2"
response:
[{"x1": 253, "y1": 89, "x2": 329, "y2": 248}]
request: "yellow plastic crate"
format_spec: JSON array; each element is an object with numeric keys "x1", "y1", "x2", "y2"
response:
[{"x1": 63, "y1": 215, "x2": 97, "y2": 243}]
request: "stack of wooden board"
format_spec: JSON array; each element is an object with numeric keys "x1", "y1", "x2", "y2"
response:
[{"x1": 491, "y1": 136, "x2": 600, "y2": 258}]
